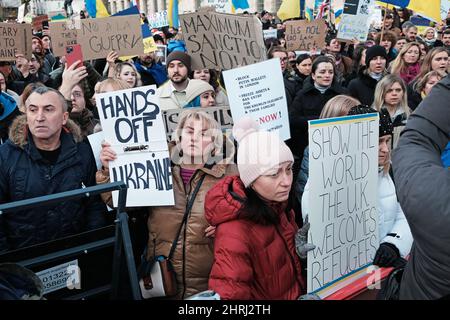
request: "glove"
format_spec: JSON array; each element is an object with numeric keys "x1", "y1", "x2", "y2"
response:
[
  {"x1": 295, "y1": 215, "x2": 316, "y2": 259},
  {"x1": 373, "y1": 242, "x2": 400, "y2": 267}
]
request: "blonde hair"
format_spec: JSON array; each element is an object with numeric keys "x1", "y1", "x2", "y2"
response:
[
  {"x1": 372, "y1": 74, "x2": 410, "y2": 117},
  {"x1": 414, "y1": 47, "x2": 448, "y2": 82},
  {"x1": 390, "y1": 42, "x2": 421, "y2": 75},
  {"x1": 414, "y1": 70, "x2": 445, "y2": 94},
  {"x1": 171, "y1": 109, "x2": 226, "y2": 164},
  {"x1": 113, "y1": 62, "x2": 142, "y2": 87},
  {"x1": 96, "y1": 78, "x2": 131, "y2": 93},
  {"x1": 320, "y1": 95, "x2": 361, "y2": 119}
]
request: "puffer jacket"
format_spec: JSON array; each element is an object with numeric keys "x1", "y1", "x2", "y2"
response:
[
  {"x1": 377, "y1": 169, "x2": 413, "y2": 257},
  {"x1": 205, "y1": 176, "x2": 305, "y2": 300},
  {"x1": 96, "y1": 148, "x2": 237, "y2": 299},
  {"x1": 0, "y1": 115, "x2": 107, "y2": 252}
]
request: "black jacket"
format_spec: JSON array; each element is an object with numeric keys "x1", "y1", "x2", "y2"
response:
[
  {"x1": 0, "y1": 115, "x2": 107, "y2": 252},
  {"x1": 287, "y1": 77, "x2": 348, "y2": 160},
  {"x1": 407, "y1": 82, "x2": 422, "y2": 111},
  {"x1": 347, "y1": 69, "x2": 382, "y2": 106},
  {"x1": 393, "y1": 74, "x2": 450, "y2": 300}
]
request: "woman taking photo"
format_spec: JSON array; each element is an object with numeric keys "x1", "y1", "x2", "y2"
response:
[
  {"x1": 205, "y1": 117, "x2": 305, "y2": 299},
  {"x1": 372, "y1": 74, "x2": 411, "y2": 127},
  {"x1": 389, "y1": 42, "x2": 422, "y2": 85},
  {"x1": 97, "y1": 110, "x2": 236, "y2": 299}
]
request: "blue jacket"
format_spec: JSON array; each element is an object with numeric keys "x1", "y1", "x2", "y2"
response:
[
  {"x1": 442, "y1": 142, "x2": 450, "y2": 168},
  {"x1": 0, "y1": 115, "x2": 107, "y2": 252}
]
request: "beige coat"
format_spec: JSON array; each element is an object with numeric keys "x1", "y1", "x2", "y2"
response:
[
  {"x1": 157, "y1": 79, "x2": 213, "y2": 110},
  {"x1": 96, "y1": 158, "x2": 237, "y2": 299}
]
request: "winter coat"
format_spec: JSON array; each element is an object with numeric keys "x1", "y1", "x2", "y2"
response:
[
  {"x1": 347, "y1": 69, "x2": 383, "y2": 106},
  {"x1": 205, "y1": 175, "x2": 306, "y2": 300},
  {"x1": 283, "y1": 70, "x2": 301, "y2": 109},
  {"x1": 69, "y1": 108, "x2": 99, "y2": 138},
  {"x1": 288, "y1": 77, "x2": 348, "y2": 161},
  {"x1": 393, "y1": 74, "x2": 450, "y2": 300},
  {"x1": 0, "y1": 115, "x2": 107, "y2": 253},
  {"x1": 377, "y1": 169, "x2": 413, "y2": 257},
  {"x1": 157, "y1": 79, "x2": 213, "y2": 111},
  {"x1": 294, "y1": 147, "x2": 309, "y2": 208},
  {"x1": 134, "y1": 61, "x2": 167, "y2": 87},
  {"x1": 442, "y1": 142, "x2": 450, "y2": 168},
  {"x1": 96, "y1": 142, "x2": 237, "y2": 299},
  {"x1": 407, "y1": 82, "x2": 422, "y2": 111},
  {"x1": 301, "y1": 169, "x2": 412, "y2": 258}
]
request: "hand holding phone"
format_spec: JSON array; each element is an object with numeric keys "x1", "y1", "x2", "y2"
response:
[{"x1": 65, "y1": 44, "x2": 83, "y2": 68}]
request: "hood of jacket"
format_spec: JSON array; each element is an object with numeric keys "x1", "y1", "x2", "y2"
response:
[
  {"x1": 204, "y1": 175, "x2": 246, "y2": 227},
  {"x1": 8, "y1": 114, "x2": 82, "y2": 149}
]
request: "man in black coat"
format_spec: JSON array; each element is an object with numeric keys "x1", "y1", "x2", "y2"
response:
[
  {"x1": 392, "y1": 74, "x2": 450, "y2": 299},
  {"x1": 0, "y1": 87, "x2": 107, "y2": 253}
]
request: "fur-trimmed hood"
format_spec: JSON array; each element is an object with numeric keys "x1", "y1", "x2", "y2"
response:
[{"x1": 8, "y1": 114, "x2": 83, "y2": 149}]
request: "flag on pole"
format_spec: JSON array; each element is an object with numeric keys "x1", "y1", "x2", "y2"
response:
[
  {"x1": 130, "y1": 0, "x2": 140, "y2": 10},
  {"x1": 277, "y1": 0, "x2": 301, "y2": 21},
  {"x1": 376, "y1": 0, "x2": 441, "y2": 22},
  {"x1": 85, "y1": 0, "x2": 110, "y2": 18}
]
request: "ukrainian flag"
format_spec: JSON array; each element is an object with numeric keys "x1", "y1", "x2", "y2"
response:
[
  {"x1": 232, "y1": 0, "x2": 250, "y2": 10},
  {"x1": 85, "y1": 0, "x2": 110, "y2": 18},
  {"x1": 277, "y1": 0, "x2": 301, "y2": 21},
  {"x1": 376, "y1": 0, "x2": 441, "y2": 22},
  {"x1": 168, "y1": 0, "x2": 179, "y2": 28}
]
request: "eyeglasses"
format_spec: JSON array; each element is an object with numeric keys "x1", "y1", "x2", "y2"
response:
[{"x1": 71, "y1": 91, "x2": 83, "y2": 98}]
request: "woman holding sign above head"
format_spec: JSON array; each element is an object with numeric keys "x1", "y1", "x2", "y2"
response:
[
  {"x1": 205, "y1": 117, "x2": 306, "y2": 300},
  {"x1": 96, "y1": 110, "x2": 236, "y2": 299}
]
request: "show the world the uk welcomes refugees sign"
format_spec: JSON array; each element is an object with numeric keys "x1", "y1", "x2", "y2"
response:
[
  {"x1": 97, "y1": 85, "x2": 174, "y2": 207},
  {"x1": 223, "y1": 58, "x2": 290, "y2": 140},
  {"x1": 180, "y1": 9, "x2": 266, "y2": 70},
  {"x1": 307, "y1": 113, "x2": 379, "y2": 298}
]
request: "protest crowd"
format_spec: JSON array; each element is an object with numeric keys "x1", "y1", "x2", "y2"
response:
[{"x1": 0, "y1": 0, "x2": 449, "y2": 301}]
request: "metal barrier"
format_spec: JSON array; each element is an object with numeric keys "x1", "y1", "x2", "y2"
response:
[{"x1": 0, "y1": 181, "x2": 141, "y2": 300}]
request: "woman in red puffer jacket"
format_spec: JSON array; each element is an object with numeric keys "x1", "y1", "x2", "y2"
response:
[{"x1": 204, "y1": 117, "x2": 306, "y2": 300}]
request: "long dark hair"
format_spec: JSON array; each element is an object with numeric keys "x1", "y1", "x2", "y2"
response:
[{"x1": 236, "y1": 187, "x2": 280, "y2": 225}]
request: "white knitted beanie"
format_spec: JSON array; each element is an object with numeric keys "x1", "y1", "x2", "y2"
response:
[{"x1": 233, "y1": 117, "x2": 294, "y2": 187}]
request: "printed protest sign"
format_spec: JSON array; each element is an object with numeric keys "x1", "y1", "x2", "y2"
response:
[
  {"x1": 148, "y1": 10, "x2": 169, "y2": 29},
  {"x1": 163, "y1": 106, "x2": 233, "y2": 140},
  {"x1": 180, "y1": 10, "x2": 266, "y2": 70},
  {"x1": 96, "y1": 85, "x2": 174, "y2": 207},
  {"x1": 0, "y1": 23, "x2": 32, "y2": 61},
  {"x1": 49, "y1": 20, "x2": 79, "y2": 57},
  {"x1": 337, "y1": 0, "x2": 374, "y2": 42},
  {"x1": 223, "y1": 58, "x2": 290, "y2": 140},
  {"x1": 285, "y1": 19, "x2": 327, "y2": 51},
  {"x1": 307, "y1": 113, "x2": 379, "y2": 298},
  {"x1": 263, "y1": 29, "x2": 278, "y2": 40},
  {"x1": 77, "y1": 15, "x2": 144, "y2": 60},
  {"x1": 204, "y1": 0, "x2": 232, "y2": 13},
  {"x1": 155, "y1": 45, "x2": 167, "y2": 65}
]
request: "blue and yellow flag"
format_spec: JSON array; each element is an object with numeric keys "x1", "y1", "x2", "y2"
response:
[
  {"x1": 168, "y1": 0, "x2": 179, "y2": 28},
  {"x1": 232, "y1": 0, "x2": 250, "y2": 11},
  {"x1": 85, "y1": 0, "x2": 110, "y2": 18},
  {"x1": 376, "y1": 0, "x2": 441, "y2": 22},
  {"x1": 277, "y1": 0, "x2": 301, "y2": 21}
]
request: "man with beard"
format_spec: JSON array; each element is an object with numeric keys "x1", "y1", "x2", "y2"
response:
[
  {"x1": 157, "y1": 51, "x2": 210, "y2": 110},
  {"x1": 134, "y1": 52, "x2": 168, "y2": 87}
]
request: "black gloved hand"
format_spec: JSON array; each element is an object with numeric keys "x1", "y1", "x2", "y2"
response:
[{"x1": 373, "y1": 242, "x2": 400, "y2": 267}]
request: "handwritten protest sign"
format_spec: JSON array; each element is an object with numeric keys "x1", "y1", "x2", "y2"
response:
[
  {"x1": 50, "y1": 20, "x2": 79, "y2": 57},
  {"x1": 204, "y1": 0, "x2": 232, "y2": 13},
  {"x1": 180, "y1": 10, "x2": 266, "y2": 70},
  {"x1": 0, "y1": 23, "x2": 32, "y2": 61},
  {"x1": 163, "y1": 106, "x2": 233, "y2": 140},
  {"x1": 337, "y1": 0, "x2": 374, "y2": 42},
  {"x1": 77, "y1": 15, "x2": 144, "y2": 60},
  {"x1": 148, "y1": 10, "x2": 169, "y2": 29},
  {"x1": 97, "y1": 85, "x2": 174, "y2": 207},
  {"x1": 307, "y1": 113, "x2": 379, "y2": 298},
  {"x1": 263, "y1": 29, "x2": 278, "y2": 40},
  {"x1": 223, "y1": 58, "x2": 290, "y2": 140},
  {"x1": 285, "y1": 19, "x2": 327, "y2": 51}
]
